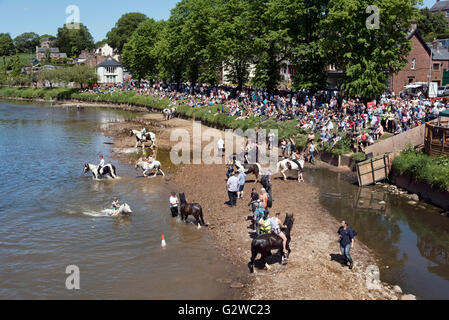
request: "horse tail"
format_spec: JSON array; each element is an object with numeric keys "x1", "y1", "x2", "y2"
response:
[
  {"x1": 112, "y1": 164, "x2": 117, "y2": 178},
  {"x1": 199, "y1": 207, "x2": 207, "y2": 226},
  {"x1": 255, "y1": 163, "x2": 263, "y2": 175}
]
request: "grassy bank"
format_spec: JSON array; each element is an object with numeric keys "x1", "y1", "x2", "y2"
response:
[
  {"x1": 0, "y1": 86, "x2": 351, "y2": 155},
  {"x1": 393, "y1": 148, "x2": 449, "y2": 191}
]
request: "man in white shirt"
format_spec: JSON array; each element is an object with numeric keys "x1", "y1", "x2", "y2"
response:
[
  {"x1": 226, "y1": 171, "x2": 240, "y2": 207},
  {"x1": 169, "y1": 192, "x2": 179, "y2": 217},
  {"x1": 218, "y1": 138, "x2": 225, "y2": 157}
]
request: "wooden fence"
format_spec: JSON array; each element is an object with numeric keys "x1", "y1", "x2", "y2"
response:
[
  {"x1": 425, "y1": 120, "x2": 449, "y2": 157},
  {"x1": 356, "y1": 154, "x2": 390, "y2": 187}
]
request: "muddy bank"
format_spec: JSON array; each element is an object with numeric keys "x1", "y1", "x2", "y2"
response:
[{"x1": 98, "y1": 111, "x2": 415, "y2": 300}]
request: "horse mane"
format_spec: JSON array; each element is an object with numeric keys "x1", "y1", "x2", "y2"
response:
[
  {"x1": 179, "y1": 193, "x2": 187, "y2": 204},
  {"x1": 283, "y1": 213, "x2": 294, "y2": 230}
]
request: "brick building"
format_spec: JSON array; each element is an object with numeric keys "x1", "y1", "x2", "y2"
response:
[{"x1": 389, "y1": 27, "x2": 449, "y2": 95}]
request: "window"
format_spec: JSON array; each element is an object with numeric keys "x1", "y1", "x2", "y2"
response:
[
  {"x1": 433, "y1": 63, "x2": 440, "y2": 71},
  {"x1": 446, "y1": 10, "x2": 449, "y2": 17},
  {"x1": 411, "y1": 58, "x2": 415, "y2": 70}
]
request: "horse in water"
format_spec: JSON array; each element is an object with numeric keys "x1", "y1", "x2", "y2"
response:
[
  {"x1": 276, "y1": 159, "x2": 305, "y2": 182},
  {"x1": 232, "y1": 159, "x2": 263, "y2": 183},
  {"x1": 84, "y1": 163, "x2": 117, "y2": 180},
  {"x1": 135, "y1": 158, "x2": 165, "y2": 177},
  {"x1": 129, "y1": 130, "x2": 157, "y2": 149},
  {"x1": 249, "y1": 213, "x2": 294, "y2": 273},
  {"x1": 179, "y1": 193, "x2": 207, "y2": 226},
  {"x1": 163, "y1": 107, "x2": 176, "y2": 121}
]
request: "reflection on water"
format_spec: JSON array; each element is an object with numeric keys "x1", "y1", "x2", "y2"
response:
[
  {"x1": 0, "y1": 102, "x2": 235, "y2": 300},
  {"x1": 306, "y1": 167, "x2": 449, "y2": 299}
]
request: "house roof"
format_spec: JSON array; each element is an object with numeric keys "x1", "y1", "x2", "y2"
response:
[
  {"x1": 37, "y1": 47, "x2": 59, "y2": 53},
  {"x1": 430, "y1": 1, "x2": 449, "y2": 11},
  {"x1": 97, "y1": 57, "x2": 122, "y2": 68}
]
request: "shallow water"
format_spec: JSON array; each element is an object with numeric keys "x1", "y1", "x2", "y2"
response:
[
  {"x1": 0, "y1": 101, "x2": 235, "y2": 300},
  {"x1": 305, "y1": 168, "x2": 449, "y2": 300}
]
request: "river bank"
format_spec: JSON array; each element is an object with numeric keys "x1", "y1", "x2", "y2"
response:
[
  {"x1": 2, "y1": 96, "x2": 421, "y2": 299},
  {"x1": 97, "y1": 109, "x2": 416, "y2": 300}
]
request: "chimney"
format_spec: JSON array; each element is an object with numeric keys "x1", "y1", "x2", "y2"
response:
[
  {"x1": 433, "y1": 38, "x2": 439, "y2": 52},
  {"x1": 410, "y1": 20, "x2": 417, "y2": 31}
]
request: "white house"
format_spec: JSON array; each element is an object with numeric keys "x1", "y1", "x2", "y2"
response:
[{"x1": 96, "y1": 58, "x2": 124, "y2": 84}]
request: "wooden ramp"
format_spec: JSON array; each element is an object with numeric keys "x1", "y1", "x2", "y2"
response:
[{"x1": 356, "y1": 154, "x2": 390, "y2": 187}]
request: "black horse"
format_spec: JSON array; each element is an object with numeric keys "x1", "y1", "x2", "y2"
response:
[
  {"x1": 249, "y1": 213, "x2": 294, "y2": 273},
  {"x1": 179, "y1": 193, "x2": 207, "y2": 226}
]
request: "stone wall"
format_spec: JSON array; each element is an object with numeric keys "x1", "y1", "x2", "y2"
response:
[{"x1": 364, "y1": 125, "x2": 425, "y2": 158}]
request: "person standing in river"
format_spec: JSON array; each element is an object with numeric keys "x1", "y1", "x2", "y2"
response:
[
  {"x1": 169, "y1": 192, "x2": 179, "y2": 217},
  {"x1": 338, "y1": 220, "x2": 355, "y2": 269}
]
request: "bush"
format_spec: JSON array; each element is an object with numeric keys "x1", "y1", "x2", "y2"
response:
[
  {"x1": 351, "y1": 152, "x2": 367, "y2": 162},
  {"x1": 393, "y1": 148, "x2": 449, "y2": 191}
]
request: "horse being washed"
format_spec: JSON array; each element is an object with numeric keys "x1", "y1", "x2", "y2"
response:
[
  {"x1": 135, "y1": 158, "x2": 165, "y2": 177},
  {"x1": 250, "y1": 213, "x2": 294, "y2": 273},
  {"x1": 179, "y1": 193, "x2": 207, "y2": 226},
  {"x1": 130, "y1": 130, "x2": 157, "y2": 149},
  {"x1": 84, "y1": 163, "x2": 117, "y2": 180}
]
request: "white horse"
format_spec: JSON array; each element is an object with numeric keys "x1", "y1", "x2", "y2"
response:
[
  {"x1": 276, "y1": 159, "x2": 305, "y2": 182},
  {"x1": 84, "y1": 163, "x2": 117, "y2": 179},
  {"x1": 163, "y1": 107, "x2": 176, "y2": 121},
  {"x1": 135, "y1": 158, "x2": 165, "y2": 177},
  {"x1": 130, "y1": 130, "x2": 157, "y2": 149},
  {"x1": 107, "y1": 203, "x2": 133, "y2": 217}
]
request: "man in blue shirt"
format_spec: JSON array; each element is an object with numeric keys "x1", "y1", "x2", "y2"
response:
[
  {"x1": 237, "y1": 169, "x2": 247, "y2": 199},
  {"x1": 338, "y1": 220, "x2": 355, "y2": 269}
]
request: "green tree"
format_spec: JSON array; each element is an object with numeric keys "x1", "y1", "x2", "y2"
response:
[
  {"x1": 212, "y1": 0, "x2": 255, "y2": 89},
  {"x1": 418, "y1": 8, "x2": 449, "y2": 39},
  {"x1": 106, "y1": 13, "x2": 148, "y2": 53},
  {"x1": 67, "y1": 65, "x2": 98, "y2": 89},
  {"x1": 14, "y1": 32, "x2": 40, "y2": 53},
  {"x1": 323, "y1": 0, "x2": 419, "y2": 99},
  {"x1": 55, "y1": 24, "x2": 95, "y2": 58},
  {"x1": 38, "y1": 68, "x2": 59, "y2": 88},
  {"x1": 122, "y1": 19, "x2": 165, "y2": 81},
  {"x1": 0, "y1": 33, "x2": 16, "y2": 69}
]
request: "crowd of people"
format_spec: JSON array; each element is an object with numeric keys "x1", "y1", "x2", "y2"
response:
[{"x1": 82, "y1": 81, "x2": 449, "y2": 155}]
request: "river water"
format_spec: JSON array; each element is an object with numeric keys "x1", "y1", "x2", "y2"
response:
[
  {"x1": 0, "y1": 101, "x2": 236, "y2": 300},
  {"x1": 306, "y1": 168, "x2": 449, "y2": 300}
]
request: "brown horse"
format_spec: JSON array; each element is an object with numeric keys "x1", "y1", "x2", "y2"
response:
[
  {"x1": 249, "y1": 213, "x2": 294, "y2": 273},
  {"x1": 179, "y1": 193, "x2": 207, "y2": 226}
]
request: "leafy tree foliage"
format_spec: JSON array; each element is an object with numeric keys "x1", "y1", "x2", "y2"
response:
[
  {"x1": 14, "y1": 32, "x2": 40, "y2": 54},
  {"x1": 106, "y1": 13, "x2": 148, "y2": 53}
]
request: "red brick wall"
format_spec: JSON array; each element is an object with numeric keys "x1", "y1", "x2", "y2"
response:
[{"x1": 389, "y1": 34, "x2": 431, "y2": 94}]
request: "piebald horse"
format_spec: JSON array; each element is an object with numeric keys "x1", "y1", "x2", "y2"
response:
[
  {"x1": 250, "y1": 213, "x2": 294, "y2": 273},
  {"x1": 233, "y1": 160, "x2": 263, "y2": 183},
  {"x1": 135, "y1": 158, "x2": 165, "y2": 177},
  {"x1": 276, "y1": 158, "x2": 305, "y2": 182},
  {"x1": 129, "y1": 130, "x2": 157, "y2": 149},
  {"x1": 163, "y1": 107, "x2": 176, "y2": 121},
  {"x1": 84, "y1": 163, "x2": 117, "y2": 180}
]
